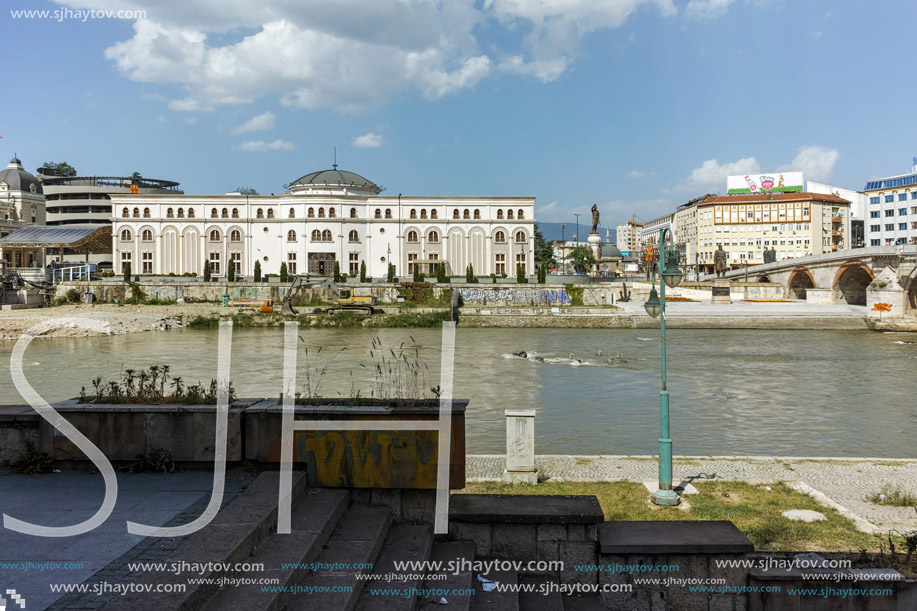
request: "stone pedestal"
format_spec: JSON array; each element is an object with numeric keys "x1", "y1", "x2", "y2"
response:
[
  {"x1": 711, "y1": 278, "x2": 732, "y2": 304},
  {"x1": 588, "y1": 233, "x2": 602, "y2": 277},
  {"x1": 504, "y1": 410, "x2": 537, "y2": 484}
]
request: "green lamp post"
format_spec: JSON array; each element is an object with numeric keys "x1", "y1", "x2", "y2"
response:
[{"x1": 643, "y1": 227, "x2": 683, "y2": 506}]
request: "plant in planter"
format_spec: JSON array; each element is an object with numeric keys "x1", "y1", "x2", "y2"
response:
[
  {"x1": 78, "y1": 365, "x2": 236, "y2": 405},
  {"x1": 254, "y1": 260, "x2": 262, "y2": 282},
  {"x1": 360, "y1": 260, "x2": 367, "y2": 282}
]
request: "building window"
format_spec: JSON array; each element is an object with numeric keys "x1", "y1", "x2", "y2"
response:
[
  {"x1": 308, "y1": 207, "x2": 315, "y2": 218},
  {"x1": 289, "y1": 207, "x2": 295, "y2": 219},
  {"x1": 121, "y1": 229, "x2": 132, "y2": 241},
  {"x1": 349, "y1": 253, "x2": 359, "y2": 276},
  {"x1": 132, "y1": 208, "x2": 140, "y2": 218},
  {"x1": 900, "y1": 223, "x2": 907, "y2": 231},
  {"x1": 142, "y1": 252, "x2": 153, "y2": 274},
  {"x1": 885, "y1": 195, "x2": 894, "y2": 203},
  {"x1": 407, "y1": 230, "x2": 418, "y2": 243},
  {"x1": 329, "y1": 208, "x2": 336, "y2": 218},
  {"x1": 885, "y1": 210, "x2": 895, "y2": 217},
  {"x1": 899, "y1": 193, "x2": 908, "y2": 202},
  {"x1": 166, "y1": 208, "x2": 174, "y2": 218},
  {"x1": 350, "y1": 207, "x2": 358, "y2": 218},
  {"x1": 518, "y1": 209, "x2": 525, "y2": 219},
  {"x1": 177, "y1": 208, "x2": 185, "y2": 218},
  {"x1": 431, "y1": 209, "x2": 438, "y2": 219},
  {"x1": 515, "y1": 231, "x2": 526, "y2": 243},
  {"x1": 870, "y1": 211, "x2": 880, "y2": 218},
  {"x1": 221, "y1": 208, "x2": 229, "y2": 218},
  {"x1": 911, "y1": 192, "x2": 917, "y2": 200},
  {"x1": 495, "y1": 253, "x2": 506, "y2": 275},
  {"x1": 870, "y1": 225, "x2": 880, "y2": 232},
  {"x1": 143, "y1": 208, "x2": 151, "y2": 218},
  {"x1": 900, "y1": 208, "x2": 907, "y2": 216},
  {"x1": 141, "y1": 229, "x2": 153, "y2": 241},
  {"x1": 428, "y1": 230, "x2": 439, "y2": 243},
  {"x1": 871, "y1": 239, "x2": 881, "y2": 246},
  {"x1": 256, "y1": 208, "x2": 265, "y2": 219},
  {"x1": 287, "y1": 230, "x2": 296, "y2": 242},
  {"x1": 407, "y1": 253, "x2": 418, "y2": 274},
  {"x1": 420, "y1": 209, "x2": 428, "y2": 220},
  {"x1": 515, "y1": 253, "x2": 526, "y2": 274},
  {"x1": 374, "y1": 209, "x2": 381, "y2": 219},
  {"x1": 230, "y1": 230, "x2": 241, "y2": 242},
  {"x1": 885, "y1": 224, "x2": 894, "y2": 231},
  {"x1": 267, "y1": 209, "x2": 275, "y2": 219},
  {"x1": 230, "y1": 252, "x2": 241, "y2": 275},
  {"x1": 322, "y1": 230, "x2": 332, "y2": 241},
  {"x1": 497, "y1": 209, "x2": 504, "y2": 220},
  {"x1": 311, "y1": 230, "x2": 321, "y2": 241},
  {"x1": 870, "y1": 196, "x2": 880, "y2": 205},
  {"x1": 209, "y1": 252, "x2": 221, "y2": 275},
  {"x1": 188, "y1": 209, "x2": 195, "y2": 218},
  {"x1": 120, "y1": 252, "x2": 131, "y2": 271},
  {"x1": 385, "y1": 209, "x2": 393, "y2": 219},
  {"x1": 495, "y1": 231, "x2": 506, "y2": 243},
  {"x1": 287, "y1": 252, "x2": 297, "y2": 275},
  {"x1": 463, "y1": 209, "x2": 470, "y2": 219},
  {"x1": 318, "y1": 207, "x2": 326, "y2": 218},
  {"x1": 453, "y1": 209, "x2": 460, "y2": 219},
  {"x1": 349, "y1": 230, "x2": 359, "y2": 242},
  {"x1": 122, "y1": 207, "x2": 129, "y2": 217},
  {"x1": 230, "y1": 208, "x2": 238, "y2": 218},
  {"x1": 473, "y1": 209, "x2": 480, "y2": 219},
  {"x1": 507, "y1": 210, "x2": 514, "y2": 220},
  {"x1": 211, "y1": 208, "x2": 218, "y2": 218},
  {"x1": 410, "y1": 209, "x2": 417, "y2": 219},
  {"x1": 209, "y1": 229, "x2": 221, "y2": 241}
]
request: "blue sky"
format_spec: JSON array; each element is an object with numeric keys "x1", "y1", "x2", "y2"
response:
[{"x1": 3, "y1": 0, "x2": 916, "y2": 229}]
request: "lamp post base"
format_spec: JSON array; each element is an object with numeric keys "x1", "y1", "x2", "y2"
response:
[{"x1": 651, "y1": 489, "x2": 681, "y2": 506}]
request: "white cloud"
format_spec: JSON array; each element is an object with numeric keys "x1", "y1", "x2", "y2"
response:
[
  {"x1": 810, "y1": 31, "x2": 822, "y2": 41},
  {"x1": 627, "y1": 170, "x2": 652, "y2": 179},
  {"x1": 779, "y1": 145, "x2": 839, "y2": 181},
  {"x1": 231, "y1": 111, "x2": 275, "y2": 134},
  {"x1": 66, "y1": 0, "x2": 680, "y2": 112},
  {"x1": 352, "y1": 132, "x2": 383, "y2": 148},
  {"x1": 674, "y1": 156, "x2": 760, "y2": 192},
  {"x1": 685, "y1": 0, "x2": 735, "y2": 20},
  {"x1": 233, "y1": 139, "x2": 294, "y2": 152}
]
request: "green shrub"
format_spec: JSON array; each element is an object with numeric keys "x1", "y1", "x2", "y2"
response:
[
  {"x1": 333, "y1": 261, "x2": 341, "y2": 283},
  {"x1": 387, "y1": 263, "x2": 395, "y2": 283},
  {"x1": 16, "y1": 448, "x2": 53, "y2": 475},
  {"x1": 565, "y1": 283, "x2": 585, "y2": 306},
  {"x1": 466, "y1": 263, "x2": 474, "y2": 283},
  {"x1": 203, "y1": 260, "x2": 211, "y2": 282},
  {"x1": 254, "y1": 260, "x2": 262, "y2": 282},
  {"x1": 360, "y1": 260, "x2": 367, "y2": 282},
  {"x1": 279, "y1": 262, "x2": 288, "y2": 283},
  {"x1": 122, "y1": 261, "x2": 131, "y2": 283}
]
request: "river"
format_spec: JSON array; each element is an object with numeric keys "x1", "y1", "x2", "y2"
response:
[{"x1": 2, "y1": 327, "x2": 915, "y2": 457}]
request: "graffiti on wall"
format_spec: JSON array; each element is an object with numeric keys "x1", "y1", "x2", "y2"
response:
[{"x1": 459, "y1": 288, "x2": 571, "y2": 305}]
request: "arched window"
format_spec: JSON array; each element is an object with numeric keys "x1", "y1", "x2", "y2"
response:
[
  {"x1": 122, "y1": 207, "x2": 129, "y2": 217},
  {"x1": 308, "y1": 207, "x2": 315, "y2": 218},
  {"x1": 407, "y1": 230, "x2": 418, "y2": 242},
  {"x1": 453, "y1": 209, "x2": 460, "y2": 219},
  {"x1": 431, "y1": 209, "x2": 438, "y2": 219},
  {"x1": 473, "y1": 209, "x2": 480, "y2": 219},
  {"x1": 143, "y1": 208, "x2": 151, "y2": 218},
  {"x1": 230, "y1": 230, "x2": 241, "y2": 242},
  {"x1": 350, "y1": 207, "x2": 358, "y2": 219},
  {"x1": 177, "y1": 208, "x2": 185, "y2": 218},
  {"x1": 495, "y1": 231, "x2": 506, "y2": 243},
  {"x1": 349, "y1": 230, "x2": 358, "y2": 241},
  {"x1": 311, "y1": 230, "x2": 321, "y2": 241},
  {"x1": 321, "y1": 229, "x2": 332, "y2": 241},
  {"x1": 221, "y1": 208, "x2": 229, "y2": 218},
  {"x1": 374, "y1": 209, "x2": 382, "y2": 219},
  {"x1": 256, "y1": 208, "x2": 264, "y2": 219},
  {"x1": 286, "y1": 208, "x2": 293, "y2": 219},
  {"x1": 166, "y1": 208, "x2": 174, "y2": 218},
  {"x1": 462, "y1": 209, "x2": 469, "y2": 219},
  {"x1": 497, "y1": 209, "x2": 504, "y2": 220},
  {"x1": 141, "y1": 229, "x2": 153, "y2": 241},
  {"x1": 133, "y1": 207, "x2": 140, "y2": 218},
  {"x1": 410, "y1": 209, "x2": 417, "y2": 219},
  {"x1": 120, "y1": 229, "x2": 132, "y2": 241},
  {"x1": 267, "y1": 209, "x2": 275, "y2": 219},
  {"x1": 507, "y1": 209, "x2": 514, "y2": 220},
  {"x1": 318, "y1": 207, "x2": 326, "y2": 218},
  {"x1": 421, "y1": 209, "x2": 428, "y2": 219},
  {"x1": 428, "y1": 230, "x2": 439, "y2": 243},
  {"x1": 515, "y1": 231, "x2": 526, "y2": 243},
  {"x1": 287, "y1": 230, "x2": 297, "y2": 242},
  {"x1": 209, "y1": 229, "x2": 221, "y2": 242},
  {"x1": 211, "y1": 208, "x2": 218, "y2": 218},
  {"x1": 188, "y1": 209, "x2": 195, "y2": 218},
  {"x1": 518, "y1": 209, "x2": 525, "y2": 219},
  {"x1": 385, "y1": 209, "x2": 393, "y2": 219},
  {"x1": 329, "y1": 208, "x2": 336, "y2": 218},
  {"x1": 232, "y1": 208, "x2": 239, "y2": 218}
]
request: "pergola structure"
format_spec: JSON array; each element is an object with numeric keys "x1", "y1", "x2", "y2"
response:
[{"x1": 0, "y1": 225, "x2": 112, "y2": 270}]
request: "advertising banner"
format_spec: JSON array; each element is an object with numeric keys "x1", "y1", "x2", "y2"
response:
[{"x1": 727, "y1": 171, "x2": 804, "y2": 194}]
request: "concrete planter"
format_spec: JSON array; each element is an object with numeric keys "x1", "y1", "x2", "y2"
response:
[{"x1": 244, "y1": 398, "x2": 467, "y2": 489}]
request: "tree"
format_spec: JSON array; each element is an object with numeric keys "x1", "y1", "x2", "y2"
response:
[
  {"x1": 122, "y1": 261, "x2": 131, "y2": 283},
  {"x1": 203, "y1": 260, "x2": 211, "y2": 282},
  {"x1": 39, "y1": 161, "x2": 77, "y2": 177},
  {"x1": 436, "y1": 262, "x2": 447, "y2": 283},
  {"x1": 130, "y1": 171, "x2": 143, "y2": 186},
  {"x1": 359, "y1": 260, "x2": 367, "y2": 282},
  {"x1": 279, "y1": 262, "x2": 288, "y2": 283},
  {"x1": 412, "y1": 263, "x2": 420, "y2": 282},
  {"x1": 333, "y1": 261, "x2": 341, "y2": 282},
  {"x1": 253, "y1": 260, "x2": 262, "y2": 282},
  {"x1": 534, "y1": 223, "x2": 555, "y2": 268},
  {"x1": 570, "y1": 245, "x2": 596, "y2": 274},
  {"x1": 227, "y1": 260, "x2": 235, "y2": 282},
  {"x1": 516, "y1": 263, "x2": 527, "y2": 283},
  {"x1": 466, "y1": 263, "x2": 474, "y2": 283},
  {"x1": 387, "y1": 263, "x2": 395, "y2": 283},
  {"x1": 233, "y1": 186, "x2": 258, "y2": 195},
  {"x1": 538, "y1": 262, "x2": 547, "y2": 284}
]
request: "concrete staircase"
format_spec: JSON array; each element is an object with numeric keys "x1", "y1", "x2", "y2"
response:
[{"x1": 107, "y1": 473, "x2": 603, "y2": 611}]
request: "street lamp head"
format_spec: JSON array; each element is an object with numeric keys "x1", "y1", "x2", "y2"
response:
[
  {"x1": 661, "y1": 267, "x2": 683, "y2": 289},
  {"x1": 660, "y1": 244, "x2": 683, "y2": 288},
  {"x1": 644, "y1": 287, "x2": 661, "y2": 318}
]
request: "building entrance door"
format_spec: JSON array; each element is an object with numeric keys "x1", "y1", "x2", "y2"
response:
[{"x1": 308, "y1": 252, "x2": 335, "y2": 275}]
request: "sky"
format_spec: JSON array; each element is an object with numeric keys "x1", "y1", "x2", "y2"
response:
[{"x1": 2, "y1": 0, "x2": 916, "y2": 231}]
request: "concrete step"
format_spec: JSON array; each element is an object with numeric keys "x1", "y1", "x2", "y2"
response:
[
  {"x1": 518, "y1": 575, "x2": 563, "y2": 611},
  {"x1": 561, "y1": 595, "x2": 603, "y2": 611},
  {"x1": 286, "y1": 506, "x2": 393, "y2": 611},
  {"x1": 201, "y1": 487, "x2": 350, "y2": 611},
  {"x1": 102, "y1": 470, "x2": 309, "y2": 611},
  {"x1": 354, "y1": 523, "x2": 435, "y2": 611},
  {"x1": 416, "y1": 541, "x2": 476, "y2": 611},
  {"x1": 471, "y1": 568, "x2": 518, "y2": 611}
]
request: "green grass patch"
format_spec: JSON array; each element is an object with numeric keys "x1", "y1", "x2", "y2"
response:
[
  {"x1": 186, "y1": 315, "x2": 221, "y2": 329},
  {"x1": 868, "y1": 484, "x2": 917, "y2": 508},
  {"x1": 564, "y1": 284, "x2": 584, "y2": 306},
  {"x1": 458, "y1": 480, "x2": 905, "y2": 553}
]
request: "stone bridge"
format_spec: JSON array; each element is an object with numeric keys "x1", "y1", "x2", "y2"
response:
[{"x1": 712, "y1": 246, "x2": 917, "y2": 310}]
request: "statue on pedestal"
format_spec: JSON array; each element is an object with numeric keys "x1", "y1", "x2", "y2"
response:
[
  {"x1": 591, "y1": 204, "x2": 600, "y2": 234},
  {"x1": 714, "y1": 244, "x2": 728, "y2": 278}
]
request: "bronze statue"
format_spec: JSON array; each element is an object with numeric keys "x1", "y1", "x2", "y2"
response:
[
  {"x1": 714, "y1": 244, "x2": 727, "y2": 278},
  {"x1": 591, "y1": 204, "x2": 600, "y2": 234}
]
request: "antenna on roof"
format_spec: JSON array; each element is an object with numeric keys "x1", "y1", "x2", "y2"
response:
[{"x1": 333, "y1": 146, "x2": 337, "y2": 170}]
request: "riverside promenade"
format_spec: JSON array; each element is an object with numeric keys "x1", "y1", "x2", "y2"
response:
[{"x1": 467, "y1": 455, "x2": 917, "y2": 533}]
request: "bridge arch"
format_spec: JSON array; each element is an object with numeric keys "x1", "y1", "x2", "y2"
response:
[
  {"x1": 787, "y1": 267, "x2": 815, "y2": 299},
  {"x1": 832, "y1": 260, "x2": 874, "y2": 306},
  {"x1": 756, "y1": 274, "x2": 772, "y2": 283},
  {"x1": 904, "y1": 267, "x2": 917, "y2": 314}
]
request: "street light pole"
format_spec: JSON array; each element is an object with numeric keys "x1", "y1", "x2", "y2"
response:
[
  {"x1": 643, "y1": 226, "x2": 682, "y2": 506},
  {"x1": 574, "y1": 213, "x2": 581, "y2": 244},
  {"x1": 561, "y1": 224, "x2": 566, "y2": 275}
]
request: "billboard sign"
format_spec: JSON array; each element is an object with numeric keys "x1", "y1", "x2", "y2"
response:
[{"x1": 727, "y1": 171, "x2": 804, "y2": 194}]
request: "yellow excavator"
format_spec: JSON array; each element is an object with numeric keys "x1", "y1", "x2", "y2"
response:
[{"x1": 281, "y1": 279, "x2": 377, "y2": 315}]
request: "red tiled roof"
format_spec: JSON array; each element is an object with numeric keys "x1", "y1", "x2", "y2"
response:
[{"x1": 698, "y1": 192, "x2": 850, "y2": 205}]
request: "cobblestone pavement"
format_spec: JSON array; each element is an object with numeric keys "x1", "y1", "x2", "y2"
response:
[{"x1": 467, "y1": 454, "x2": 917, "y2": 532}]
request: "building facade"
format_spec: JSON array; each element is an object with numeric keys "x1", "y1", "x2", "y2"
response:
[
  {"x1": 615, "y1": 220, "x2": 643, "y2": 258},
  {"x1": 639, "y1": 213, "x2": 674, "y2": 248},
  {"x1": 693, "y1": 193, "x2": 850, "y2": 273},
  {"x1": 0, "y1": 157, "x2": 46, "y2": 268},
  {"x1": 110, "y1": 168, "x2": 536, "y2": 279},
  {"x1": 806, "y1": 181, "x2": 866, "y2": 248},
  {"x1": 862, "y1": 166, "x2": 917, "y2": 246}
]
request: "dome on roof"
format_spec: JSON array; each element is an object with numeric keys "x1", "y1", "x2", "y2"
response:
[
  {"x1": 601, "y1": 244, "x2": 623, "y2": 259},
  {"x1": 289, "y1": 168, "x2": 380, "y2": 194},
  {"x1": 0, "y1": 157, "x2": 42, "y2": 194}
]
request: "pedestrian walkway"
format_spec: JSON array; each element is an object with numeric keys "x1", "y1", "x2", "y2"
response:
[{"x1": 467, "y1": 454, "x2": 917, "y2": 532}]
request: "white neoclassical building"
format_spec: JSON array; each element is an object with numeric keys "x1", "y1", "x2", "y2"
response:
[{"x1": 109, "y1": 168, "x2": 536, "y2": 279}]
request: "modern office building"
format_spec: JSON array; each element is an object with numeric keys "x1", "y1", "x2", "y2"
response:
[
  {"x1": 615, "y1": 220, "x2": 643, "y2": 258},
  {"x1": 862, "y1": 164, "x2": 917, "y2": 246},
  {"x1": 110, "y1": 167, "x2": 536, "y2": 279},
  {"x1": 639, "y1": 213, "x2": 675, "y2": 249},
  {"x1": 806, "y1": 181, "x2": 866, "y2": 248},
  {"x1": 40, "y1": 173, "x2": 183, "y2": 226}
]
